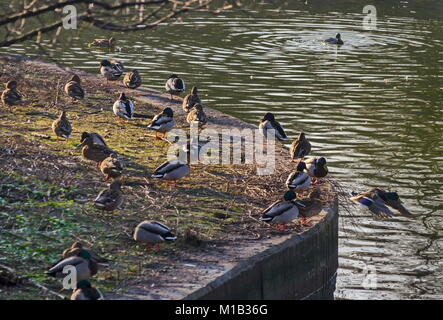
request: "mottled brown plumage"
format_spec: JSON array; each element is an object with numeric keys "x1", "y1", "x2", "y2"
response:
[
  {"x1": 52, "y1": 110, "x2": 72, "y2": 140},
  {"x1": 290, "y1": 132, "x2": 311, "y2": 160},
  {"x1": 100, "y1": 154, "x2": 123, "y2": 181},
  {"x1": 182, "y1": 86, "x2": 201, "y2": 113},
  {"x1": 123, "y1": 69, "x2": 142, "y2": 89},
  {"x1": 80, "y1": 134, "x2": 115, "y2": 164},
  {"x1": 186, "y1": 104, "x2": 207, "y2": 127},
  {"x1": 1, "y1": 80, "x2": 22, "y2": 108},
  {"x1": 94, "y1": 181, "x2": 123, "y2": 212},
  {"x1": 64, "y1": 74, "x2": 85, "y2": 101},
  {"x1": 62, "y1": 241, "x2": 108, "y2": 263}
]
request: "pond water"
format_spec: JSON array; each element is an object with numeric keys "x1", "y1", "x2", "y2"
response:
[{"x1": 1, "y1": 0, "x2": 442, "y2": 299}]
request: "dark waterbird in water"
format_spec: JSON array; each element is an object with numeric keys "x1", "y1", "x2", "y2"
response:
[{"x1": 325, "y1": 33, "x2": 344, "y2": 45}]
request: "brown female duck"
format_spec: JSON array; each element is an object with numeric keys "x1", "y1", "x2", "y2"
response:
[
  {"x1": 94, "y1": 181, "x2": 124, "y2": 213},
  {"x1": 100, "y1": 154, "x2": 123, "y2": 181},
  {"x1": 52, "y1": 110, "x2": 72, "y2": 140},
  {"x1": 182, "y1": 86, "x2": 201, "y2": 113},
  {"x1": 64, "y1": 74, "x2": 85, "y2": 101}
]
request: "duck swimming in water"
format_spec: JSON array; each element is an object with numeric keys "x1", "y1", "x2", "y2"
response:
[{"x1": 325, "y1": 33, "x2": 343, "y2": 45}]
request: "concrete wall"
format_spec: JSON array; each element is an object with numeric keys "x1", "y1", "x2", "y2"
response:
[{"x1": 185, "y1": 200, "x2": 338, "y2": 300}]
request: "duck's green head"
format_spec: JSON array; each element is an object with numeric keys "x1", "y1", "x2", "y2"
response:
[
  {"x1": 119, "y1": 92, "x2": 127, "y2": 100},
  {"x1": 317, "y1": 157, "x2": 327, "y2": 166},
  {"x1": 163, "y1": 107, "x2": 174, "y2": 117},
  {"x1": 70, "y1": 74, "x2": 81, "y2": 84},
  {"x1": 336, "y1": 33, "x2": 341, "y2": 39},
  {"x1": 298, "y1": 132, "x2": 306, "y2": 140},
  {"x1": 168, "y1": 74, "x2": 179, "y2": 79},
  {"x1": 191, "y1": 86, "x2": 198, "y2": 94},
  {"x1": 284, "y1": 190, "x2": 296, "y2": 201},
  {"x1": 78, "y1": 249, "x2": 91, "y2": 260},
  {"x1": 100, "y1": 60, "x2": 111, "y2": 67},
  {"x1": 80, "y1": 132, "x2": 90, "y2": 143},
  {"x1": 263, "y1": 112, "x2": 275, "y2": 122},
  {"x1": 6, "y1": 80, "x2": 18, "y2": 90},
  {"x1": 76, "y1": 280, "x2": 92, "y2": 289},
  {"x1": 296, "y1": 161, "x2": 307, "y2": 172},
  {"x1": 385, "y1": 192, "x2": 400, "y2": 201}
]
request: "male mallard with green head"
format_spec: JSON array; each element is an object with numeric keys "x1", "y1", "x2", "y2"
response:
[
  {"x1": 325, "y1": 33, "x2": 344, "y2": 45},
  {"x1": 259, "y1": 112, "x2": 288, "y2": 141},
  {"x1": 165, "y1": 74, "x2": 185, "y2": 100},
  {"x1": 64, "y1": 74, "x2": 85, "y2": 101},
  {"x1": 94, "y1": 181, "x2": 123, "y2": 213},
  {"x1": 290, "y1": 132, "x2": 311, "y2": 160},
  {"x1": 133, "y1": 220, "x2": 177, "y2": 250},
  {"x1": 113, "y1": 92, "x2": 134, "y2": 121},
  {"x1": 79, "y1": 134, "x2": 115, "y2": 166},
  {"x1": 123, "y1": 69, "x2": 142, "y2": 89},
  {"x1": 182, "y1": 86, "x2": 201, "y2": 113},
  {"x1": 260, "y1": 190, "x2": 305, "y2": 230},
  {"x1": 151, "y1": 159, "x2": 190, "y2": 186},
  {"x1": 147, "y1": 107, "x2": 175, "y2": 139},
  {"x1": 71, "y1": 280, "x2": 104, "y2": 300},
  {"x1": 350, "y1": 188, "x2": 413, "y2": 218},
  {"x1": 285, "y1": 161, "x2": 311, "y2": 196},
  {"x1": 52, "y1": 110, "x2": 72, "y2": 141},
  {"x1": 46, "y1": 249, "x2": 98, "y2": 281},
  {"x1": 99, "y1": 59, "x2": 123, "y2": 83},
  {"x1": 186, "y1": 103, "x2": 207, "y2": 127},
  {"x1": 1, "y1": 80, "x2": 22, "y2": 109},
  {"x1": 304, "y1": 157, "x2": 328, "y2": 184},
  {"x1": 100, "y1": 154, "x2": 123, "y2": 182}
]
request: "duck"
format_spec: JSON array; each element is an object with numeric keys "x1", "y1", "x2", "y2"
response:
[
  {"x1": 182, "y1": 86, "x2": 201, "y2": 113},
  {"x1": 94, "y1": 181, "x2": 123, "y2": 213},
  {"x1": 1, "y1": 80, "x2": 22, "y2": 109},
  {"x1": 259, "y1": 112, "x2": 288, "y2": 141},
  {"x1": 46, "y1": 249, "x2": 98, "y2": 281},
  {"x1": 52, "y1": 110, "x2": 72, "y2": 141},
  {"x1": 80, "y1": 132, "x2": 107, "y2": 147},
  {"x1": 79, "y1": 134, "x2": 116, "y2": 166},
  {"x1": 186, "y1": 104, "x2": 207, "y2": 127},
  {"x1": 290, "y1": 132, "x2": 311, "y2": 160},
  {"x1": 260, "y1": 190, "x2": 304, "y2": 231},
  {"x1": 99, "y1": 59, "x2": 123, "y2": 83},
  {"x1": 350, "y1": 188, "x2": 414, "y2": 218},
  {"x1": 133, "y1": 220, "x2": 177, "y2": 250},
  {"x1": 62, "y1": 241, "x2": 108, "y2": 263},
  {"x1": 304, "y1": 157, "x2": 328, "y2": 184},
  {"x1": 147, "y1": 107, "x2": 175, "y2": 139},
  {"x1": 112, "y1": 92, "x2": 134, "y2": 121},
  {"x1": 325, "y1": 33, "x2": 344, "y2": 45},
  {"x1": 285, "y1": 161, "x2": 311, "y2": 195},
  {"x1": 123, "y1": 69, "x2": 142, "y2": 89},
  {"x1": 151, "y1": 159, "x2": 190, "y2": 186},
  {"x1": 64, "y1": 74, "x2": 85, "y2": 101},
  {"x1": 89, "y1": 37, "x2": 115, "y2": 48},
  {"x1": 165, "y1": 74, "x2": 185, "y2": 100},
  {"x1": 71, "y1": 280, "x2": 104, "y2": 300},
  {"x1": 100, "y1": 154, "x2": 123, "y2": 181}
]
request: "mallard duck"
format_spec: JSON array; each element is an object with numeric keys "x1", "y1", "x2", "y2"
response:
[
  {"x1": 89, "y1": 37, "x2": 115, "y2": 48},
  {"x1": 100, "y1": 154, "x2": 123, "y2": 181},
  {"x1": 79, "y1": 134, "x2": 116, "y2": 166},
  {"x1": 151, "y1": 159, "x2": 190, "y2": 186},
  {"x1": 182, "y1": 86, "x2": 201, "y2": 113},
  {"x1": 350, "y1": 188, "x2": 413, "y2": 218},
  {"x1": 147, "y1": 107, "x2": 175, "y2": 139},
  {"x1": 186, "y1": 104, "x2": 207, "y2": 127},
  {"x1": 71, "y1": 280, "x2": 104, "y2": 300},
  {"x1": 165, "y1": 74, "x2": 185, "y2": 100},
  {"x1": 64, "y1": 74, "x2": 84, "y2": 101},
  {"x1": 304, "y1": 157, "x2": 328, "y2": 184},
  {"x1": 112, "y1": 92, "x2": 134, "y2": 121},
  {"x1": 325, "y1": 33, "x2": 344, "y2": 45},
  {"x1": 46, "y1": 249, "x2": 98, "y2": 281},
  {"x1": 80, "y1": 132, "x2": 107, "y2": 147},
  {"x1": 94, "y1": 181, "x2": 123, "y2": 213},
  {"x1": 1, "y1": 80, "x2": 22, "y2": 108},
  {"x1": 123, "y1": 69, "x2": 142, "y2": 89},
  {"x1": 52, "y1": 110, "x2": 72, "y2": 140},
  {"x1": 285, "y1": 161, "x2": 311, "y2": 195},
  {"x1": 260, "y1": 190, "x2": 304, "y2": 230},
  {"x1": 99, "y1": 59, "x2": 123, "y2": 83},
  {"x1": 62, "y1": 241, "x2": 108, "y2": 263},
  {"x1": 259, "y1": 112, "x2": 288, "y2": 141},
  {"x1": 133, "y1": 221, "x2": 177, "y2": 250},
  {"x1": 290, "y1": 132, "x2": 311, "y2": 160}
]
